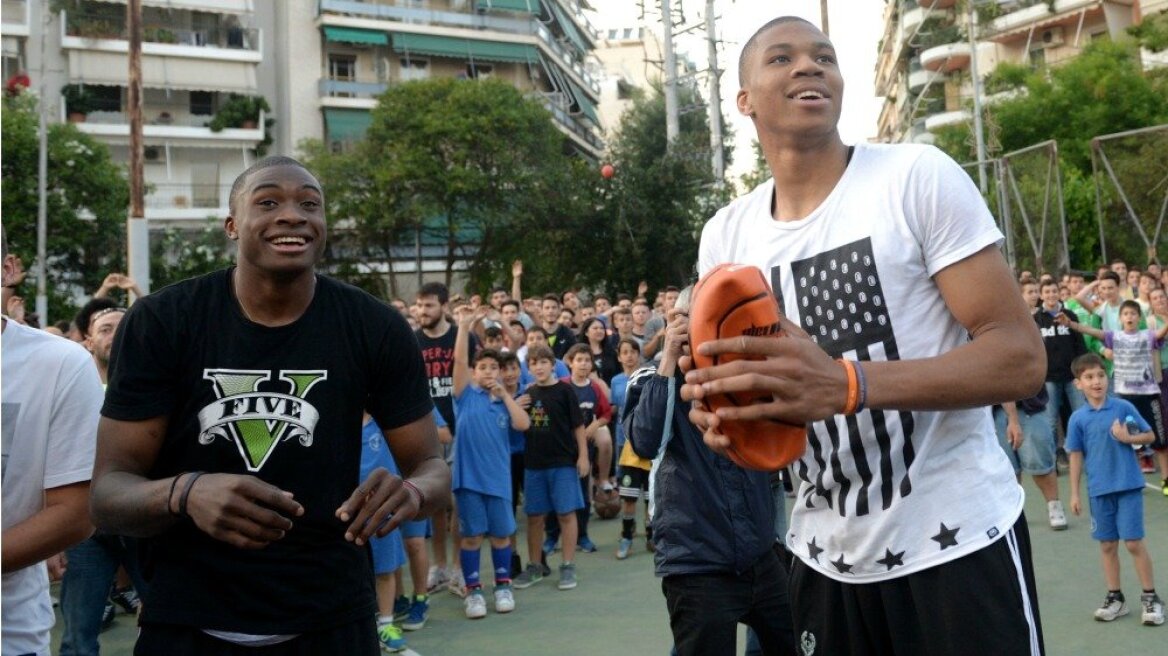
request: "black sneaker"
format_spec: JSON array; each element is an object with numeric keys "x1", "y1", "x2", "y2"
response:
[
  {"x1": 110, "y1": 586, "x2": 142, "y2": 614},
  {"x1": 100, "y1": 602, "x2": 116, "y2": 630},
  {"x1": 510, "y1": 552, "x2": 522, "y2": 579}
]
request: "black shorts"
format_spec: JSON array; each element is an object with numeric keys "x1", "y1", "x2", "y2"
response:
[
  {"x1": 788, "y1": 513, "x2": 1043, "y2": 656},
  {"x1": 134, "y1": 616, "x2": 377, "y2": 656},
  {"x1": 510, "y1": 452, "x2": 525, "y2": 514},
  {"x1": 618, "y1": 466, "x2": 650, "y2": 500},
  {"x1": 1120, "y1": 393, "x2": 1168, "y2": 450}
]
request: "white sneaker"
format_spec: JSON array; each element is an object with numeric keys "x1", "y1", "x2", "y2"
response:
[
  {"x1": 426, "y1": 565, "x2": 450, "y2": 594},
  {"x1": 464, "y1": 590, "x2": 487, "y2": 619},
  {"x1": 447, "y1": 568, "x2": 468, "y2": 598},
  {"x1": 1048, "y1": 500, "x2": 1068, "y2": 531},
  {"x1": 494, "y1": 585, "x2": 515, "y2": 613},
  {"x1": 1094, "y1": 592, "x2": 1129, "y2": 621},
  {"x1": 1142, "y1": 593, "x2": 1165, "y2": 626}
]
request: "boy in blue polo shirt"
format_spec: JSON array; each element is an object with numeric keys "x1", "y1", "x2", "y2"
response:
[
  {"x1": 452, "y1": 309, "x2": 532, "y2": 619},
  {"x1": 1067, "y1": 353, "x2": 1164, "y2": 626}
]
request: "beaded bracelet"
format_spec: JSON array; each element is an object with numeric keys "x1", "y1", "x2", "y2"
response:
[{"x1": 177, "y1": 471, "x2": 206, "y2": 519}]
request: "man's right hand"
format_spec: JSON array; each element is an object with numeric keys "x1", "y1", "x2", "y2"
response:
[{"x1": 183, "y1": 473, "x2": 303, "y2": 550}]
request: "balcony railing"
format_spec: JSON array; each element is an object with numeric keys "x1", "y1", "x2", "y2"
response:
[
  {"x1": 319, "y1": 77, "x2": 389, "y2": 99},
  {"x1": 2, "y1": 0, "x2": 28, "y2": 30},
  {"x1": 535, "y1": 93, "x2": 602, "y2": 153},
  {"x1": 63, "y1": 11, "x2": 260, "y2": 52},
  {"x1": 145, "y1": 183, "x2": 231, "y2": 211},
  {"x1": 319, "y1": 0, "x2": 599, "y2": 94}
]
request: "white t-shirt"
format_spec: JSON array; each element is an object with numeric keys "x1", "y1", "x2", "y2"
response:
[
  {"x1": 2, "y1": 320, "x2": 103, "y2": 656},
  {"x1": 698, "y1": 143, "x2": 1023, "y2": 583}
]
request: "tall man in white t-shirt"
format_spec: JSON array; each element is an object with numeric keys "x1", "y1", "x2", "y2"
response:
[
  {"x1": 683, "y1": 17, "x2": 1047, "y2": 656},
  {"x1": 2, "y1": 228, "x2": 104, "y2": 656}
]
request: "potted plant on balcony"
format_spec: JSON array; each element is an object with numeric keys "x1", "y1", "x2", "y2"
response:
[
  {"x1": 208, "y1": 94, "x2": 270, "y2": 131},
  {"x1": 61, "y1": 83, "x2": 94, "y2": 122}
]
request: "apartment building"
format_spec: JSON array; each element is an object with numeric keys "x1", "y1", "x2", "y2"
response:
[
  {"x1": 270, "y1": 0, "x2": 603, "y2": 159},
  {"x1": 1, "y1": 0, "x2": 269, "y2": 226},
  {"x1": 875, "y1": 0, "x2": 1156, "y2": 145}
]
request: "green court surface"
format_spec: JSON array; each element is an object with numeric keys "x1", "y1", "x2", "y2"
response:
[{"x1": 55, "y1": 473, "x2": 1167, "y2": 655}]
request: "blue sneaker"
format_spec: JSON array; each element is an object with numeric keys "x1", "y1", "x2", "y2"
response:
[
  {"x1": 392, "y1": 595, "x2": 411, "y2": 620},
  {"x1": 616, "y1": 537, "x2": 632, "y2": 560},
  {"x1": 400, "y1": 595, "x2": 429, "y2": 631},
  {"x1": 577, "y1": 536, "x2": 597, "y2": 553},
  {"x1": 377, "y1": 622, "x2": 407, "y2": 652},
  {"x1": 543, "y1": 536, "x2": 559, "y2": 554}
]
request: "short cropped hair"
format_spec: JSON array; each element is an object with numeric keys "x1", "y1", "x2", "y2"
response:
[
  {"x1": 1119, "y1": 300, "x2": 1142, "y2": 315},
  {"x1": 228, "y1": 156, "x2": 311, "y2": 214},
  {"x1": 1071, "y1": 353, "x2": 1106, "y2": 378},
  {"x1": 498, "y1": 351, "x2": 519, "y2": 369},
  {"x1": 564, "y1": 343, "x2": 592, "y2": 364},
  {"x1": 1099, "y1": 271, "x2": 1121, "y2": 285},
  {"x1": 501, "y1": 299, "x2": 520, "y2": 311},
  {"x1": 542, "y1": 293, "x2": 561, "y2": 305},
  {"x1": 738, "y1": 16, "x2": 818, "y2": 86},
  {"x1": 473, "y1": 348, "x2": 502, "y2": 367},
  {"x1": 526, "y1": 343, "x2": 555, "y2": 364},
  {"x1": 417, "y1": 281, "x2": 449, "y2": 305}
]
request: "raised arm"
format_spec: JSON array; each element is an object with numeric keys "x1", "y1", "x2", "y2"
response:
[
  {"x1": 1075, "y1": 280, "x2": 1100, "y2": 313},
  {"x1": 452, "y1": 305, "x2": 476, "y2": 398},
  {"x1": 510, "y1": 259, "x2": 523, "y2": 305},
  {"x1": 1056, "y1": 312, "x2": 1106, "y2": 341}
]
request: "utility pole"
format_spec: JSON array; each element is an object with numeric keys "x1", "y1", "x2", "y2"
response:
[
  {"x1": 661, "y1": 0, "x2": 679, "y2": 144},
  {"x1": 705, "y1": 0, "x2": 724, "y2": 180},
  {"x1": 968, "y1": 1, "x2": 988, "y2": 195},
  {"x1": 35, "y1": 0, "x2": 49, "y2": 322},
  {"x1": 820, "y1": 0, "x2": 829, "y2": 36},
  {"x1": 127, "y1": 0, "x2": 149, "y2": 295}
]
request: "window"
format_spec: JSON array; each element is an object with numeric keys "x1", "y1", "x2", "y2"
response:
[
  {"x1": 465, "y1": 62, "x2": 493, "y2": 79},
  {"x1": 399, "y1": 58, "x2": 429, "y2": 81},
  {"x1": 329, "y1": 54, "x2": 357, "y2": 82},
  {"x1": 90, "y1": 86, "x2": 122, "y2": 112},
  {"x1": 190, "y1": 90, "x2": 213, "y2": 115},
  {"x1": 1028, "y1": 47, "x2": 1045, "y2": 69}
]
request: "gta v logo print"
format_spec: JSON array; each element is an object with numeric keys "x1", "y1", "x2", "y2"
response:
[{"x1": 198, "y1": 369, "x2": 328, "y2": 472}]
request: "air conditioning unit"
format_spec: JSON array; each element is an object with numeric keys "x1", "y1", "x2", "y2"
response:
[{"x1": 1040, "y1": 27, "x2": 1064, "y2": 48}]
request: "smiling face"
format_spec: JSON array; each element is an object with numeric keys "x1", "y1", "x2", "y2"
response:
[
  {"x1": 736, "y1": 19, "x2": 844, "y2": 141},
  {"x1": 1040, "y1": 283, "x2": 1060, "y2": 309},
  {"x1": 225, "y1": 164, "x2": 325, "y2": 278}
]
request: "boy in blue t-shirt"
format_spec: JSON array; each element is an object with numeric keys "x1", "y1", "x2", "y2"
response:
[
  {"x1": 1066, "y1": 353, "x2": 1164, "y2": 626},
  {"x1": 452, "y1": 309, "x2": 531, "y2": 619}
]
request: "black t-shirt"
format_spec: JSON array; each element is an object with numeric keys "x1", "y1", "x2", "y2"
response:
[
  {"x1": 414, "y1": 324, "x2": 476, "y2": 430},
  {"x1": 102, "y1": 269, "x2": 433, "y2": 634},
  {"x1": 547, "y1": 324, "x2": 577, "y2": 360},
  {"x1": 524, "y1": 381, "x2": 585, "y2": 470},
  {"x1": 590, "y1": 346, "x2": 620, "y2": 385}
]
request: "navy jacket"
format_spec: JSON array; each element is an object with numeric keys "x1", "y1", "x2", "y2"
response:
[{"x1": 626, "y1": 370, "x2": 775, "y2": 577}]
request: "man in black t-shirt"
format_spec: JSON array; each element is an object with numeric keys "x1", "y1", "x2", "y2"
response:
[{"x1": 90, "y1": 157, "x2": 450, "y2": 656}]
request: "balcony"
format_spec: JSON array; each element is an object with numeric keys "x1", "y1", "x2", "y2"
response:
[
  {"x1": 908, "y1": 66, "x2": 933, "y2": 92},
  {"x1": 925, "y1": 108, "x2": 971, "y2": 130},
  {"x1": 318, "y1": 77, "x2": 388, "y2": 109},
  {"x1": 903, "y1": 5, "x2": 929, "y2": 33},
  {"x1": 2, "y1": 0, "x2": 28, "y2": 36},
  {"x1": 319, "y1": 0, "x2": 599, "y2": 95},
  {"x1": 65, "y1": 107, "x2": 264, "y2": 148},
  {"x1": 61, "y1": 10, "x2": 262, "y2": 63},
  {"x1": 921, "y1": 41, "x2": 972, "y2": 72},
  {"x1": 145, "y1": 182, "x2": 231, "y2": 221},
  {"x1": 536, "y1": 94, "x2": 602, "y2": 156},
  {"x1": 985, "y1": 0, "x2": 1101, "y2": 41}
]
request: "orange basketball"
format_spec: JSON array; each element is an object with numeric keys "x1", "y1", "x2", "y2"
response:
[{"x1": 689, "y1": 263, "x2": 807, "y2": 471}]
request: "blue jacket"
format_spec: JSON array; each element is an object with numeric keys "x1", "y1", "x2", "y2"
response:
[{"x1": 626, "y1": 369, "x2": 775, "y2": 577}]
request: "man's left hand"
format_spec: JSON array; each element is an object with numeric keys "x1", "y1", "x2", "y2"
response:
[{"x1": 336, "y1": 467, "x2": 420, "y2": 545}]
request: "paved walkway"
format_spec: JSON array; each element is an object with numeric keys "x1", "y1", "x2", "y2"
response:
[{"x1": 55, "y1": 473, "x2": 1167, "y2": 655}]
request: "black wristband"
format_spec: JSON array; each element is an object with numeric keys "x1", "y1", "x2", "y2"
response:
[
  {"x1": 177, "y1": 471, "x2": 206, "y2": 519},
  {"x1": 166, "y1": 473, "x2": 185, "y2": 516}
]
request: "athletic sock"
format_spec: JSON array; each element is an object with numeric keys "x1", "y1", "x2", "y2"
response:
[
  {"x1": 459, "y1": 548, "x2": 481, "y2": 590},
  {"x1": 491, "y1": 544, "x2": 513, "y2": 585},
  {"x1": 621, "y1": 514, "x2": 635, "y2": 540}
]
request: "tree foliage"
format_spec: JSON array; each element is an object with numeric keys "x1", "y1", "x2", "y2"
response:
[{"x1": 1, "y1": 92, "x2": 129, "y2": 321}]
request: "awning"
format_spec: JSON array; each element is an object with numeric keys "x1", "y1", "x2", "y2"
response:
[
  {"x1": 543, "y1": 0, "x2": 588, "y2": 53},
  {"x1": 567, "y1": 78, "x2": 599, "y2": 125},
  {"x1": 475, "y1": 0, "x2": 540, "y2": 13},
  {"x1": 90, "y1": 0, "x2": 253, "y2": 14},
  {"x1": 68, "y1": 51, "x2": 257, "y2": 93},
  {"x1": 323, "y1": 26, "x2": 388, "y2": 46},
  {"x1": 391, "y1": 33, "x2": 538, "y2": 63},
  {"x1": 324, "y1": 108, "x2": 372, "y2": 142}
]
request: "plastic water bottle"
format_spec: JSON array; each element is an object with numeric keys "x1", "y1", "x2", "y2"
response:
[{"x1": 1125, "y1": 415, "x2": 1141, "y2": 435}]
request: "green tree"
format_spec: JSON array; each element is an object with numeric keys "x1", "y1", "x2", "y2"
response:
[
  {"x1": 1, "y1": 92, "x2": 129, "y2": 322},
  {"x1": 149, "y1": 219, "x2": 236, "y2": 290},
  {"x1": 301, "y1": 77, "x2": 581, "y2": 298}
]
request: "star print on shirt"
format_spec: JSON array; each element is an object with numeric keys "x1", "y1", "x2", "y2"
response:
[
  {"x1": 931, "y1": 523, "x2": 960, "y2": 550},
  {"x1": 831, "y1": 554, "x2": 853, "y2": 574},
  {"x1": 807, "y1": 537, "x2": 824, "y2": 563},
  {"x1": 876, "y1": 548, "x2": 905, "y2": 571}
]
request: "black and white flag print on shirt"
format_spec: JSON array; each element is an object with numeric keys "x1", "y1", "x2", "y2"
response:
[{"x1": 771, "y1": 237, "x2": 916, "y2": 518}]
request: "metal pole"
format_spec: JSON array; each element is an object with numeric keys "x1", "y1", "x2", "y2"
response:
[
  {"x1": 35, "y1": 0, "x2": 49, "y2": 322},
  {"x1": 127, "y1": 0, "x2": 150, "y2": 298},
  {"x1": 661, "y1": 0, "x2": 679, "y2": 144},
  {"x1": 967, "y1": 1, "x2": 988, "y2": 195},
  {"x1": 820, "y1": 0, "x2": 829, "y2": 36},
  {"x1": 705, "y1": 0, "x2": 724, "y2": 180}
]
